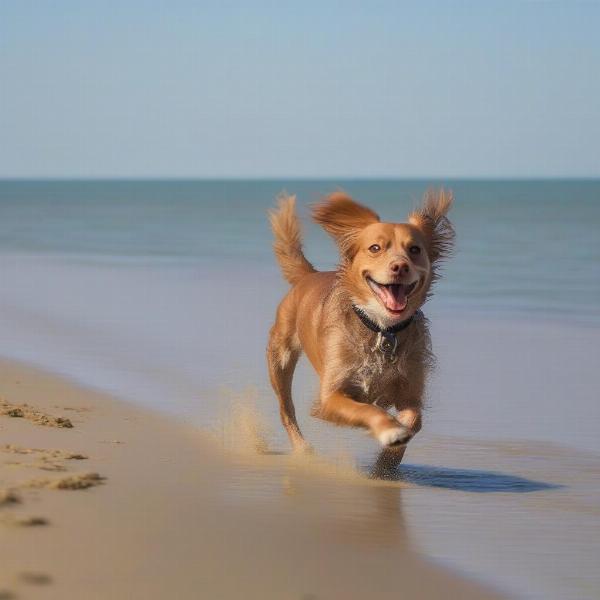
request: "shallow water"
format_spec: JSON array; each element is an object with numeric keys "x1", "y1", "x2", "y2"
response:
[{"x1": 1, "y1": 179, "x2": 599, "y2": 598}]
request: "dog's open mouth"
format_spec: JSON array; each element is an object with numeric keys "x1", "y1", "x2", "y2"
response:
[{"x1": 366, "y1": 277, "x2": 417, "y2": 314}]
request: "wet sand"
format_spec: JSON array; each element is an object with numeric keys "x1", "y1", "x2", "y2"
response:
[{"x1": 0, "y1": 359, "x2": 504, "y2": 600}]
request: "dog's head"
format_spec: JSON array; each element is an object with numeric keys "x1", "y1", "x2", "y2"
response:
[{"x1": 313, "y1": 190, "x2": 454, "y2": 328}]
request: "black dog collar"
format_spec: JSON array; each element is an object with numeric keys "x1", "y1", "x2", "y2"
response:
[{"x1": 351, "y1": 305, "x2": 419, "y2": 360}]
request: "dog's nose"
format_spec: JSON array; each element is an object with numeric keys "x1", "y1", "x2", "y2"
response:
[{"x1": 390, "y1": 261, "x2": 409, "y2": 275}]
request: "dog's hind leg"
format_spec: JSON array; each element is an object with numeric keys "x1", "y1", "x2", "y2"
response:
[{"x1": 267, "y1": 328, "x2": 309, "y2": 452}]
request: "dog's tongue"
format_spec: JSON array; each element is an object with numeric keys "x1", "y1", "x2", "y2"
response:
[{"x1": 376, "y1": 283, "x2": 408, "y2": 312}]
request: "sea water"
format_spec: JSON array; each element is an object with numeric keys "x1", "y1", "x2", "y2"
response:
[{"x1": 1, "y1": 179, "x2": 599, "y2": 321}]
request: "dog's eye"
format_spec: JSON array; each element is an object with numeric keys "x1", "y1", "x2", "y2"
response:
[
  {"x1": 368, "y1": 244, "x2": 381, "y2": 253},
  {"x1": 409, "y1": 245, "x2": 421, "y2": 255}
]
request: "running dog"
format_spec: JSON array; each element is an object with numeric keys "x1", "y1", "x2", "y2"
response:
[{"x1": 267, "y1": 190, "x2": 454, "y2": 456}]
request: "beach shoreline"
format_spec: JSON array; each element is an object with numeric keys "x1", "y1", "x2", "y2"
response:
[
  {"x1": 0, "y1": 357, "x2": 505, "y2": 600},
  {"x1": 1, "y1": 250, "x2": 600, "y2": 598}
]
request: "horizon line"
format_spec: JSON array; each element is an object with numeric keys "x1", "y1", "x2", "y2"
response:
[{"x1": 1, "y1": 175, "x2": 599, "y2": 182}]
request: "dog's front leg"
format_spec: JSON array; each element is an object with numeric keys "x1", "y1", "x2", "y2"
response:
[{"x1": 318, "y1": 389, "x2": 413, "y2": 447}]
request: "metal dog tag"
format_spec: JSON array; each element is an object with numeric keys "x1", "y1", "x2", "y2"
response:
[{"x1": 375, "y1": 331, "x2": 398, "y2": 362}]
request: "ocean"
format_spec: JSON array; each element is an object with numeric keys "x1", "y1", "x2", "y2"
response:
[{"x1": 1, "y1": 179, "x2": 599, "y2": 322}]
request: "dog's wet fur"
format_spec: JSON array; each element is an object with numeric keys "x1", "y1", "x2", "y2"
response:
[{"x1": 267, "y1": 190, "x2": 454, "y2": 458}]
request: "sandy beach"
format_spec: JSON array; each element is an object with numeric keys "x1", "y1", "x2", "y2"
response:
[{"x1": 0, "y1": 358, "x2": 506, "y2": 600}]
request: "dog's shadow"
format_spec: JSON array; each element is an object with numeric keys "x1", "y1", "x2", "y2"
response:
[{"x1": 369, "y1": 454, "x2": 561, "y2": 493}]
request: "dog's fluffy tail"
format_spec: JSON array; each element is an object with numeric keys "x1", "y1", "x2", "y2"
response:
[{"x1": 269, "y1": 194, "x2": 316, "y2": 285}]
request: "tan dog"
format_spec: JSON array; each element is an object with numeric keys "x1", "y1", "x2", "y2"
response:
[{"x1": 267, "y1": 190, "x2": 454, "y2": 457}]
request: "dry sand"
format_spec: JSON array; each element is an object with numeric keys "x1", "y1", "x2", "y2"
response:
[{"x1": 0, "y1": 358, "x2": 504, "y2": 600}]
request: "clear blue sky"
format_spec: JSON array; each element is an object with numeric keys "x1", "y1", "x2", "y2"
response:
[{"x1": 1, "y1": 1, "x2": 598, "y2": 178}]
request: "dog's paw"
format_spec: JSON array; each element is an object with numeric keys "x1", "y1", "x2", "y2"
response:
[{"x1": 377, "y1": 426, "x2": 412, "y2": 448}]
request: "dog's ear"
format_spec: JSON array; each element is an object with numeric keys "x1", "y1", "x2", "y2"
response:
[
  {"x1": 312, "y1": 192, "x2": 380, "y2": 258},
  {"x1": 409, "y1": 189, "x2": 455, "y2": 268}
]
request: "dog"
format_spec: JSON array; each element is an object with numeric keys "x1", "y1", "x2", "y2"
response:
[{"x1": 267, "y1": 190, "x2": 454, "y2": 458}]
